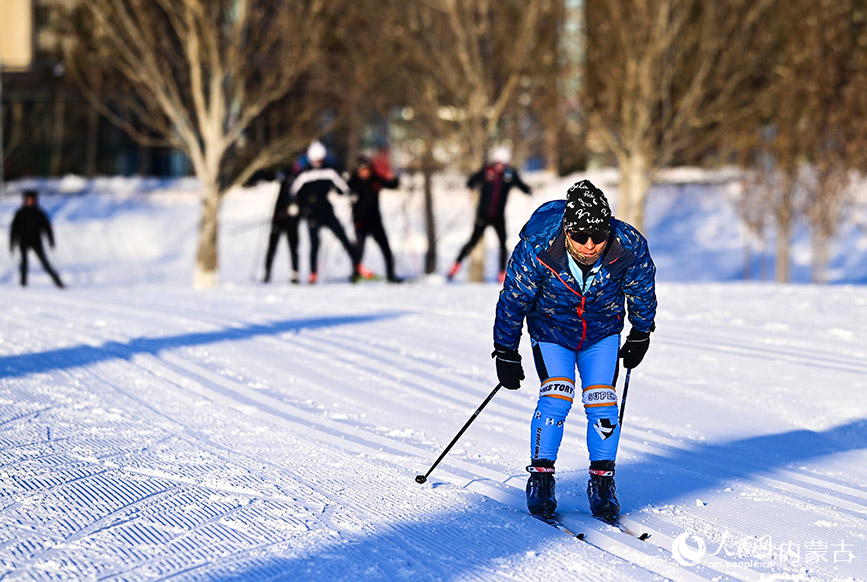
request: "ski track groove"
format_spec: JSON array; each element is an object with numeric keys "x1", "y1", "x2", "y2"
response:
[
  {"x1": 0, "y1": 335, "x2": 330, "y2": 579},
  {"x1": 13, "y1": 322, "x2": 856, "y2": 580},
  {"x1": 79, "y1": 336, "x2": 650, "y2": 581},
  {"x1": 660, "y1": 327, "x2": 867, "y2": 374},
  {"x1": 7, "y1": 315, "x2": 500, "y2": 581},
  {"x1": 97, "y1": 335, "x2": 727, "y2": 581},
  {"x1": 167, "y1": 347, "x2": 866, "y2": 581}
]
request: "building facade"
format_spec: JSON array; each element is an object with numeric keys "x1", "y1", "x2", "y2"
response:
[{"x1": 1, "y1": 0, "x2": 189, "y2": 180}]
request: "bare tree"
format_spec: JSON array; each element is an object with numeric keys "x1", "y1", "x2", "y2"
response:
[
  {"x1": 797, "y1": 0, "x2": 867, "y2": 283},
  {"x1": 69, "y1": 0, "x2": 334, "y2": 288},
  {"x1": 397, "y1": 0, "x2": 546, "y2": 280},
  {"x1": 735, "y1": 166, "x2": 773, "y2": 280},
  {"x1": 420, "y1": 0, "x2": 544, "y2": 166},
  {"x1": 583, "y1": 0, "x2": 781, "y2": 232},
  {"x1": 734, "y1": 0, "x2": 867, "y2": 282}
]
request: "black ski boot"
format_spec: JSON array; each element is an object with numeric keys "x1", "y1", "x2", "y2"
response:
[
  {"x1": 526, "y1": 459, "x2": 556, "y2": 518},
  {"x1": 587, "y1": 460, "x2": 619, "y2": 520}
]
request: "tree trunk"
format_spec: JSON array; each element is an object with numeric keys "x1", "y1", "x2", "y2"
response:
[
  {"x1": 467, "y1": 119, "x2": 487, "y2": 282},
  {"x1": 195, "y1": 185, "x2": 221, "y2": 289},
  {"x1": 743, "y1": 239, "x2": 752, "y2": 280},
  {"x1": 758, "y1": 238, "x2": 770, "y2": 281},
  {"x1": 50, "y1": 95, "x2": 66, "y2": 176},
  {"x1": 138, "y1": 142, "x2": 151, "y2": 176},
  {"x1": 774, "y1": 207, "x2": 792, "y2": 283},
  {"x1": 810, "y1": 228, "x2": 831, "y2": 284},
  {"x1": 422, "y1": 151, "x2": 437, "y2": 275},
  {"x1": 85, "y1": 105, "x2": 99, "y2": 177},
  {"x1": 345, "y1": 110, "x2": 362, "y2": 171},
  {"x1": 618, "y1": 151, "x2": 651, "y2": 233}
]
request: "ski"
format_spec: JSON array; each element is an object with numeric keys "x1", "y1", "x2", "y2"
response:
[
  {"x1": 594, "y1": 516, "x2": 651, "y2": 540},
  {"x1": 532, "y1": 512, "x2": 651, "y2": 542},
  {"x1": 531, "y1": 514, "x2": 587, "y2": 540}
]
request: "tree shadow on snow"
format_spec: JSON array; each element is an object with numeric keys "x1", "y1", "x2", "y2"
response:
[{"x1": 0, "y1": 311, "x2": 406, "y2": 379}]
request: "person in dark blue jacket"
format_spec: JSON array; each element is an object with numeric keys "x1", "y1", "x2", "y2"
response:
[{"x1": 491, "y1": 179, "x2": 657, "y2": 520}]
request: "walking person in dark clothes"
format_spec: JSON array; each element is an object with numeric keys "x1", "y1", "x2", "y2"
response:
[
  {"x1": 263, "y1": 166, "x2": 301, "y2": 284},
  {"x1": 9, "y1": 190, "x2": 65, "y2": 288},
  {"x1": 348, "y1": 155, "x2": 402, "y2": 283},
  {"x1": 290, "y1": 141, "x2": 360, "y2": 283},
  {"x1": 447, "y1": 146, "x2": 532, "y2": 283}
]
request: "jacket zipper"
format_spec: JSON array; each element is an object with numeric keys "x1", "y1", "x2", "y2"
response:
[{"x1": 538, "y1": 258, "x2": 587, "y2": 350}]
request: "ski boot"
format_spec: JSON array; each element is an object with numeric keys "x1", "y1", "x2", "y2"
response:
[
  {"x1": 446, "y1": 262, "x2": 460, "y2": 281},
  {"x1": 290, "y1": 271, "x2": 300, "y2": 285},
  {"x1": 526, "y1": 459, "x2": 557, "y2": 518},
  {"x1": 358, "y1": 264, "x2": 377, "y2": 280},
  {"x1": 587, "y1": 460, "x2": 619, "y2": 520}
]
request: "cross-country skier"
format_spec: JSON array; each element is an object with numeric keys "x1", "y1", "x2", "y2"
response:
[
  {"x1": 347, "y1": 155, "x2": 401, "y2": 283},
  {"x1": 263, "y1": 166, "x2": 301, "y2": 284},
  {"x1": 447, "y1": 146, "x2": 532, "y2": 283},
  {"x1": 290, "y1": 141, "x2": 360, "y2": 283},
  {"x1": 491, "y1": 179, "x2": 657, "y2": 520},
  {"x1": 9, "y1": 190, "x2": 65, "y2": 289}
]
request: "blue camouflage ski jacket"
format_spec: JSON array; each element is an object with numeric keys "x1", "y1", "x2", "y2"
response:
[{"x1": 494, "y1": 200, "x2": 657, "y2": 352}]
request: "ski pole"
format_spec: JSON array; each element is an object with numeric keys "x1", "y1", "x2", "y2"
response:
[
  {"x1": 618, "y1": 368, "x2": 632, "y2": 426},
  {"x1": 415, "y1": 383, "x2": 503, "y2": 484}
]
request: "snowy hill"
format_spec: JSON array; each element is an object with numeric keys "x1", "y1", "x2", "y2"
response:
[{"x1": 0, "y1": 173, "x2": 866, "y2": 581}]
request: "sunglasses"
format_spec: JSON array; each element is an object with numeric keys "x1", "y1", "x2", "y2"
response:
[{"x1": 568, "y1": 230, "x2": 609, "y2": 245}]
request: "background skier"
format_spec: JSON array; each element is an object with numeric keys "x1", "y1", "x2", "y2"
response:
[
  {"x1": 263, "y1": 166, "x2": 302, "y2": 284},
  {"x1": 9, "y1": 190, "x2": 66, "y2": 289},
  {"x1": 290, "y1": 141, "x2": 360, "y2": 283},
  {"x1": 447, "y1": 146, "x2": 532, "y2": 283},
  {"x1": 347, "y1": 154, "x2": 401, "y2": 283},
  {"x1": 491, "y1": 179, "x2": 657, "y2": 521}
]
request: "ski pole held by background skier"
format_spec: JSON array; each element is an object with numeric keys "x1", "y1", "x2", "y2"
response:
[{"x1": 492, "y1": 179, "x2": 657, "y2": 521}]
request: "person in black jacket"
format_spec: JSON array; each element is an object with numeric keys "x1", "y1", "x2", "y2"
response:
[
  {"x1": 263, "y1": 166, "x2": 302, "y2": 284},
  {"x1": 447, "y1": 146, "x2": 532, "y2": 283},
  {"x1": 9, "y1": 190, "x2": 65, "y2": 288},
  {"x1": 290, "y1": 141, "x2": 360, "y2": 283},
  {"x1": 348, "y1": 155, "x2": 401, "y2": 282}
]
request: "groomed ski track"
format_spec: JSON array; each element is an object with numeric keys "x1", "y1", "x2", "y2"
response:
[{"x1": 1, "y1": 283, "x2": 865, "y2": 581}]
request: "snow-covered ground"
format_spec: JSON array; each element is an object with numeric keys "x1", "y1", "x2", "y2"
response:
[{"x1": 0, "y1": 171, "x2": 866, "y2": 581}]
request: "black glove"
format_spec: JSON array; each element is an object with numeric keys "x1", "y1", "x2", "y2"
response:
[
  {"x1": 619, "y1": 328, "x2": 651, "y2": 369},
  {"x1": 492, "y1": 344, "x2": 524, "y2": 390}
]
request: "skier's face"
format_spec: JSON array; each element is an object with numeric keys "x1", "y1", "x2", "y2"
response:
[
  {"x1": 565, "y1": 230, "x2": 608, "y2": 265},
  {"x1": 358, "y1": 165, "x2": 371, "y2": 179}
]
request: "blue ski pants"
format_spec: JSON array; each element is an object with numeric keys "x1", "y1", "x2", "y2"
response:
[{"x1": 529, "y1": 335, "x2": 620, "y2": 463}]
